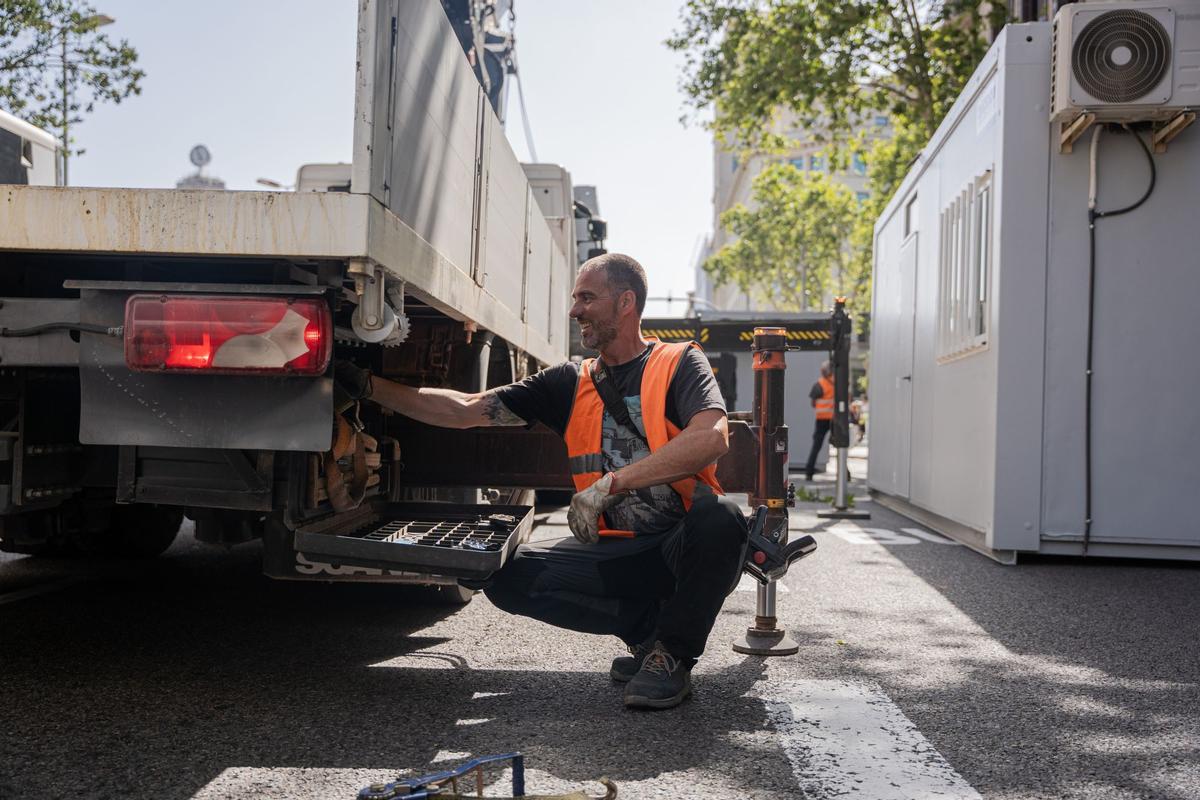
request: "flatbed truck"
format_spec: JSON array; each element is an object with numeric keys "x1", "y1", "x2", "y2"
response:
[{"x1": 0, "y1": 0, "x2": 584, "y2": 593}]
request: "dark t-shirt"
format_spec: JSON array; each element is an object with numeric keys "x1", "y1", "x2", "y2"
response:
[
  {"x1": 809, "y1": 381, "x2": 824, "y2": 403},
  {"x1": 494, "y1": 342, "x2": 726, "y2": 534},
  {"x1": 495, "y1": 343, "x2": 726, "y2": 437}
]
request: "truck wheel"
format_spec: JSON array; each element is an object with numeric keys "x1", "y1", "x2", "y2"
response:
[{"x1": 106, "y1": 504, "x2": 184, "y2": 558}]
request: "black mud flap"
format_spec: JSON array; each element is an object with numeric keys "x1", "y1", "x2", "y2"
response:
[{"x1": 290, "y1": 503, "x2": 534, "y2": 581}]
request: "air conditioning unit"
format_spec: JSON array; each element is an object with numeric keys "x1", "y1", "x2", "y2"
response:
[{"x1": 1051, "y1": 0, "x2": 1200, "y2": 123}]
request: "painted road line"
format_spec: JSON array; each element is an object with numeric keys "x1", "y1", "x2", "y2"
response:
[
  {"x1": 756, "y1": 679, "x2": 981, "y2": 800},
  {"x1": 830, "y1": 528, "x2": 921, "y2": 545},
  {"x1": 902, "y1": 528, "x2": 961, "y2": 545},
  {"x1": 0, "y1": 577, "x2": 84, "y2": 606},
  {"x1": 829, "y1": 527, "x2": 962, "y2": 546}
]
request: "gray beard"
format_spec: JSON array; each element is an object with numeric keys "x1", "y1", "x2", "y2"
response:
[{"x1": 580, "y1": 321, "x2": 617, "y2": 351}]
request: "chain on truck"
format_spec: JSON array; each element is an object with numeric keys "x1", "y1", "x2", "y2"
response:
[{"x1": 0, "y1": 0, "x2": 813, "y2": 600}]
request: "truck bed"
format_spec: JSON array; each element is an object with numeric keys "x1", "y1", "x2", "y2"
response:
[{"x1": 0, "y1": 185, "x2": 562, "y2": 366}]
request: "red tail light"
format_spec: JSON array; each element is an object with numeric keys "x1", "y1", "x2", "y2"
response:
[{"x1": 124, "y1": 295, "x2": 332, "y2": 375}]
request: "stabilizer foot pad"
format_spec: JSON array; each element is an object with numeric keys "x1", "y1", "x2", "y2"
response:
[{"x1": 732, "y1": 628, "x2": 800, "y2": 656}]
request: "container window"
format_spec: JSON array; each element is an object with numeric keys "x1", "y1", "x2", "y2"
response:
[
  {"x1": 903, "y1": 194, "x2": 918, "y2": 238},
  {"x1": 975, "y1": 180, "x2": 991, "y2": 337},
  {"x1": 937, "y1": 170, "x2": 992, "y2": 359}
]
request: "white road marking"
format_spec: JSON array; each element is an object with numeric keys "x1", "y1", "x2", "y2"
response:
[
  {"x1": 755, "y1": 679, "x2": 981, "y2": 800},
  {"x1": 0, "y1": 577, "x2": 84, "y2": 606},
  {"x1": 735, "y1": 574, "x2": 789, "y2": 592},
  {"x1": 193, "y1": 681, "x2": 981, "y2": 799},
  {"x1": 831, "y1": 528, "x2": 923, "y2": 545},
  {"x1": 902, "y1": 528, "x2": 961, "y2": 545},
  {"x1": 827, "y1": 526, "x2": 962, "y2": 546}
]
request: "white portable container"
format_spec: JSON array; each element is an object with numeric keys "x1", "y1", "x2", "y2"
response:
[{"x1": 869, "y1": 8, "x2": 1200, "y2": 562}]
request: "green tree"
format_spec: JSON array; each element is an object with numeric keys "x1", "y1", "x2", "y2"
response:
[
  {"x1": 0, "y1": 0, "x2": 144, "y2": 182},
  {"x1": 670, "y1": 0, "x2": 1007, "y2": 314},
  {"x1": 670, "y1": 0, "x2": 1006, "y2": 201},
  {"x1": 706, "y1": 163, "x2": 868, "y2": 313}
]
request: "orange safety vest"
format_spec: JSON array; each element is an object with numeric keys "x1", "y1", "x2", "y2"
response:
[
  {"x1": 563, "y1": 341, "x2": 724, "y2": 538},
  {"x1": 815, "y1": 376, "x2": 834, "y2": 421}
]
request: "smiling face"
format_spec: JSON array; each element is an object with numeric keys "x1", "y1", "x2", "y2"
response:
[{"x1": 570, "y1": 266, "x2": 628, "y2": 351}]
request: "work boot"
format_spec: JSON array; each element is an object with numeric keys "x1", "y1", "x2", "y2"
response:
[
  {"x1": 609, "y1": 639, "x2": 653, "y2": 683},
  {"x1": 623, "y1": 642, "x2": 692, "y2": 710}
]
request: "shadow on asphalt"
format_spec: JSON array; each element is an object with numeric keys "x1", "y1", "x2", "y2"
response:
[
  {"x1": 824, "y1": 527, "x2": 1200, "y2": 800},
  {"x1": 0, "y1": 544, "x2": 790, "y2": 799}
]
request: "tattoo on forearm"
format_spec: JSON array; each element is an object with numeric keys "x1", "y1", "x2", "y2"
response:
[{"x1": 482, "y1": 393, "x2": 525, "y2": 427}]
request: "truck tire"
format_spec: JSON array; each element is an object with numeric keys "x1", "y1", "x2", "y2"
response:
[{"x1": 105, "y1": 504, "x2": 184, "y2": 558}]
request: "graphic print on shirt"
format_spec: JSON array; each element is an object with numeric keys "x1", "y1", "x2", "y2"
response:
[{"x1": 601, "y1": 395, "x2": 686, "y2": 535}]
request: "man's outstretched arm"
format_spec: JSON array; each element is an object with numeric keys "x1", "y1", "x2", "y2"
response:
[
  {"x1": 608, "y1": 409, "x2": 728, "y2": 493},
  {"x1": 371, "y1": 379, "x2": 525, "y2": 429},
  {"x1": 336, "y1": 363, "x2": 525, "y2": 429}
]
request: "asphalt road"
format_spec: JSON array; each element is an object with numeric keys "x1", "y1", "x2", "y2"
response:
[{"x1": 2, "y1": 459, "x2": 1198, "y2": 799}]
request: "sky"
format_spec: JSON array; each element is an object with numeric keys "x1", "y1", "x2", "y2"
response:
[{"x1": 66, "y1": 0, "x2": 715, "y2": 317}]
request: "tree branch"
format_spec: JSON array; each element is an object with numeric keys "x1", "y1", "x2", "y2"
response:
[
  {"x1": 903, "y1": 0, "x2": 926, "y2": 57},
  {"x1": 0, "y1": 43, "x2": 54, "y2": 72},
  {"x1": 860, "y1": 80, "x2": 918, "y2": 103}
]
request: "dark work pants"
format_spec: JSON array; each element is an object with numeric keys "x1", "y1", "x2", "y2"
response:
[
  {"x1": 805, "y1": 417, "x2": 832, "y2": 478},
  {"x1": 483, "y1": 494, "x2": 747, "y2": 662}
]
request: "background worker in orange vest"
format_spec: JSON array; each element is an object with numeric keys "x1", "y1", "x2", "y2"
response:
[
  {"x1": 335, "y1": 253, "x2": 746, "y2": 710},
  {"x1": 804, "y1": 361, "x2": 835, "y2": 481}
]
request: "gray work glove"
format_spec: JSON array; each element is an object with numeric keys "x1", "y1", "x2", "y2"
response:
[{"x1": 567, "y1": 472, "x2": 624, "y2": 545}]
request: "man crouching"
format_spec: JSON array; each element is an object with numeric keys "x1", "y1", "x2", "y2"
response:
[{"x1": 336, "y1": 253, "x2": 746, "y2": 709}]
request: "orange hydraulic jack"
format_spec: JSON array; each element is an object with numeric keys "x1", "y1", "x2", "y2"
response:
[{"x1": 733, "y1": 327, "x2": 817, "y2": 656}]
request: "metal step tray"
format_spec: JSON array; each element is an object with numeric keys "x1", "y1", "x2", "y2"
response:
[{"x1": 293, "y1": 503, "x2": 535, "y2": 580}]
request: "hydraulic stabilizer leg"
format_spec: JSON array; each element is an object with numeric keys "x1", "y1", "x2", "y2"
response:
[
  {"x1": 733, "y1": 326, "x2": 814, "y2": 656},
  {"x1": 819, "y1": 298, "x2": 870, "y2": 520}
]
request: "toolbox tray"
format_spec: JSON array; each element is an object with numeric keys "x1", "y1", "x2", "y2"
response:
[{"x1": 293, "y1": 503, "x2": 534, "y2": 580}]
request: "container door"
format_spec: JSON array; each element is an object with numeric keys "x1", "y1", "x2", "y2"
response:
[
  {"x1": 872, "y1": 232, "x2": 917, "y2": 497},
  {"x1": 891, "y1": 234, "x2": 917, "y2": 497}
]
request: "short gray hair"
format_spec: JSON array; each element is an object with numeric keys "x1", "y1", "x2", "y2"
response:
[{"x1": 583, "y1": 253, "x2": 648, "y2": 314}]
